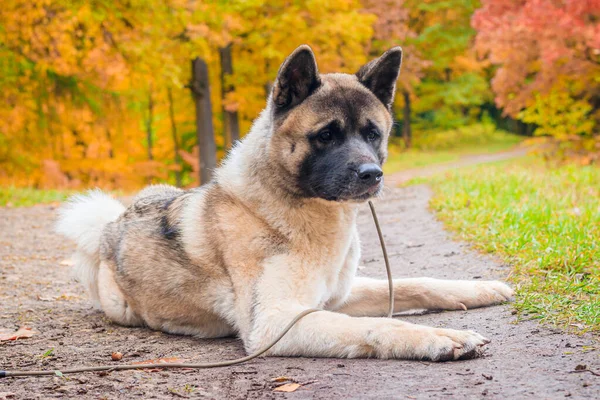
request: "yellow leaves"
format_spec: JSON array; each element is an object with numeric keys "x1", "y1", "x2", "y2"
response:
[
  {"x1": 0, "y1": 0, "x2": 395, "y2": 190},
  {"x1": 186, "y1": 24, "x2": 212, "y2": 41},
  {"x1": 452, "y1": 54, "x2": 489, "y2": 74},
  {"x1": 518, "y1": 88, "x2": 596, "y2": 139}
]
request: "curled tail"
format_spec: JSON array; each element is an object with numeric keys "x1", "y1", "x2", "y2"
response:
[{"x1": 55, "y1": 190, "x2": 125, "y2": 308}]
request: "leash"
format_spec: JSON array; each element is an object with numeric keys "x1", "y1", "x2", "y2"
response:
[{"x1": 1, "y1": 200, "x2": 393, "y2": 378}]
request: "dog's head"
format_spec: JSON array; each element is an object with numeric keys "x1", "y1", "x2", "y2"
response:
[{"x1": 268, "y1": 45, "x2": 402, "y2": 202}]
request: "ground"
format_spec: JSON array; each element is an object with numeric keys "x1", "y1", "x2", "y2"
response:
[
  {"x1": 384, "y1": 148, "x2": 528, "y2": 187},
  {"x1": 1, "y1": 174, "x2": 598, "y2": 399}
]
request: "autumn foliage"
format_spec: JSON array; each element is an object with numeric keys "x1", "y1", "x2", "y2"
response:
[
  {"x1": 0, "y1": 0, "x2": 598, "y2": 190},
  {"x1": 473, "y1": 0, "x2": 600, "y2": 158}
]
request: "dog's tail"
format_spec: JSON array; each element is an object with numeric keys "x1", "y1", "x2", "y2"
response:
[{"x1": 55, "y1": 190, "x2": 125, "y2": 308}]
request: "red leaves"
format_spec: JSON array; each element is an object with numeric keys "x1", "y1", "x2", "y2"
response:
[{"x1": 473, "y1": 0, "x2": 600, "y2": 116}]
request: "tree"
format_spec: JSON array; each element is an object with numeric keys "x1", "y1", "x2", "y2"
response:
[
  {"x1": 408, "y1": 0, "x2": 492, "y2": 131},
  {"x1": 473, "y1": 0, "x2": 600, "y2": 151}
]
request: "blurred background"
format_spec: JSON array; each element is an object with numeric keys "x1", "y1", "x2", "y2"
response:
[{"x1": 0, "y1": 0, "x2": 598, "y2": 192}]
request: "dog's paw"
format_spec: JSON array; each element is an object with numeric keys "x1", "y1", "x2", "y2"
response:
[
  {"x1": 426, "y1": 279, "x2": 514, "y2": 311},
  {"x1": 415, "y1": 328, "x2": 490, "y2": 362},
  {"x1": 458, "y1": 280, "x2": 514, "y2": 310}
]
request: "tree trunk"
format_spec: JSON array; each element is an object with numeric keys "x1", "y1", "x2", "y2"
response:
[
  {"x1": 190, "y1": 57, "x2": 217, "y2": 185},
  {"x1": 402, "y1": 90, "x2": 412, "y2": 149},
  {"x1": 146, "y1": 87, "x2": 154, "y2": 161},
  {"x1": 219, "y1": 44, "x2": 240, "y2": 146},
  {"x1": 167, "y1": 87, "x2": 182, "y2": 187},
  {"x1": 105, "y1": 128, "x2": 114, "y2": 158}
]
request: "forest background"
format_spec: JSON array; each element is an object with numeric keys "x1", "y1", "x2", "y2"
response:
[{"x1": 1, "y1": 0, "x2": 599, "y2": 189}]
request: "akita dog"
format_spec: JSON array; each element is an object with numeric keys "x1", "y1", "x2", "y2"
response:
[{"x1": 57, "y1": 45, "x2": 513, "y2": 361}]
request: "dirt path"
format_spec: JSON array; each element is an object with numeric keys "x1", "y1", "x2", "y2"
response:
[
  {"x1": 385, "y1": 147, "x2": 528, "y2": 187},
  {"x1": 1, "y1": 184, "x2": 598, "y2": 399}
]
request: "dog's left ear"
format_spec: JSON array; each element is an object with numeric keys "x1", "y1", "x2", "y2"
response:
[
  {"x1": 272, "y1": 45, "x2": 321, "y2": 110},
  {"x1": 356, "y1": 47, "x2": 403, "y2": 109}
]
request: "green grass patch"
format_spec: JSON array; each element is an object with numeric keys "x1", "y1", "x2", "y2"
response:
[
  {"x1": 0, "y1": 187, "x2": 74, "y2": 207},
  {"x1": 384, "y1": 123, "x2": 523, "y2": 174},
  {"x1": 426, "y1": 158, "x2": 600, "y2": 332}
]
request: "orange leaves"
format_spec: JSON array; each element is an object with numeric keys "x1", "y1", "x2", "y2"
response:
[{"x1": 0, "y1": 0, "x2": 384, "y2": 191}]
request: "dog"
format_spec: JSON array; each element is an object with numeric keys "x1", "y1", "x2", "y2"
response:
[{"x1": 56, "y1": 45, "x2": 513, "y2": 361}]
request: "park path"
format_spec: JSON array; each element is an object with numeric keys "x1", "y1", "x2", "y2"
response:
[
  {"x1": 385, "y1": 147, "x2": 529, "y2": 187},
  {"x1": 1, "y1": 150, "x2": 598, "y2": 399}
]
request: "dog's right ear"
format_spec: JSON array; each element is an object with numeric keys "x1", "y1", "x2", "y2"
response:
[{"x1": 272, "y1": 45, "x2": 321, "y2": 110}]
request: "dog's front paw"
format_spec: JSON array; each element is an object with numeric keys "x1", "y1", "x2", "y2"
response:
[
  {"x1": 371, "y1": 321, "x2": 490, "y2": 361},
  {"x1": 459, "y1": 280, "x2": 514, "y2": 310},
  {"x1": 426, "y1": 279, "x2": 514, "y2": 311},
  {"x1": 413, "y1": 327, "x2": 490, "y2": 361}
]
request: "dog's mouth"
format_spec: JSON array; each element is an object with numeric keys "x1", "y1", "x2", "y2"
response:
[
  {"x1": 348, "y1": 180, "x2": 384, "y2": 201},
  {"x1": 318, "y1": 180, "x2": 384, "y2": 203}
]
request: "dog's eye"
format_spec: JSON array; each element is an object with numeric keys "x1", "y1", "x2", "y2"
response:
[
  {"x1": 367, "y1": 129, "x2": 380, "y2": 142},
  {"x1": 318, "y1": 129, "x2": 333, "y2": 143}
]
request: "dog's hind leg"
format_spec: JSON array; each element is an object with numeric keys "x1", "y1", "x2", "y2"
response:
[
  {"x1": 97, "y1": 262, "x2": 142, "y2": 326},
  {"x1": 332, "y1": 277, "x2": 514, "y2": 317}
]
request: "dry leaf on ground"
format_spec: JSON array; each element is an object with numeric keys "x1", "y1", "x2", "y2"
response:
[
  {"x1": 131, "y1": 357, "x2": 183, "y2": 372},
  {"x1": 0, "y1": 327, "x2": 37, "y2": 341},
  {"x1": 273, "y1": 383, "x2": 301, "y2": 392},
  {"x1": 56, "y1": 293, "x2": 80, "y2": 301},
  {"x1": 132, "y1": 357, "x2": 183, "y2": 365}
]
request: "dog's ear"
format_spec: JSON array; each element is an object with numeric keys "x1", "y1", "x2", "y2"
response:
[
  {"x1": 272, "y1": 45, "x2": 321, "y2": 110},
  {"x1": 356, "y1": 47, "x2": 403, "y2": 110}
]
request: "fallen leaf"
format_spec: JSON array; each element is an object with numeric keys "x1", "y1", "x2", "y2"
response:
[
  {"x1": 56, "y1": 293, "x2": 80, "y2": 301},
  {"x1": 271, "y1": 376, "x2": 292, "y2": 382},
  {"x1": 59, "y1": 259, "x2": 74, "y2": 266},
  {"x1": 132, "y1": 357, "x2": 183, "y2": 365},
  {"x1": 131, "y1": 357, "x2": 183, "y2": 372},
  {"x1": 0, "y1": 327, "x2": 37, "y2": 341},
  {"x1": 273, "y1": 383, "x2": 301, "y2": 392}
]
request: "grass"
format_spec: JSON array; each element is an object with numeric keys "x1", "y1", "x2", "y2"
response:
[
  {"x1": 0, "y1": 187, "x2": 74, "y2": 207},
  {"x1": 384, "y1": 123, "x2": 523, "y2": 174},
  {"x1": 424, "y1": 158, "x2": 600, "y2": 332}
]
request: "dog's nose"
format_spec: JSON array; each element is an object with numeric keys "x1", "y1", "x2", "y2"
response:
[{"x1": 357, "y1": 163, "x2": 383, "y2": 185}]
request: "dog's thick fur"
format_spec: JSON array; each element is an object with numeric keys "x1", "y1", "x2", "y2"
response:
[{"x1": 57, "y1": 46, "x2": 512, "y2": 361}]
